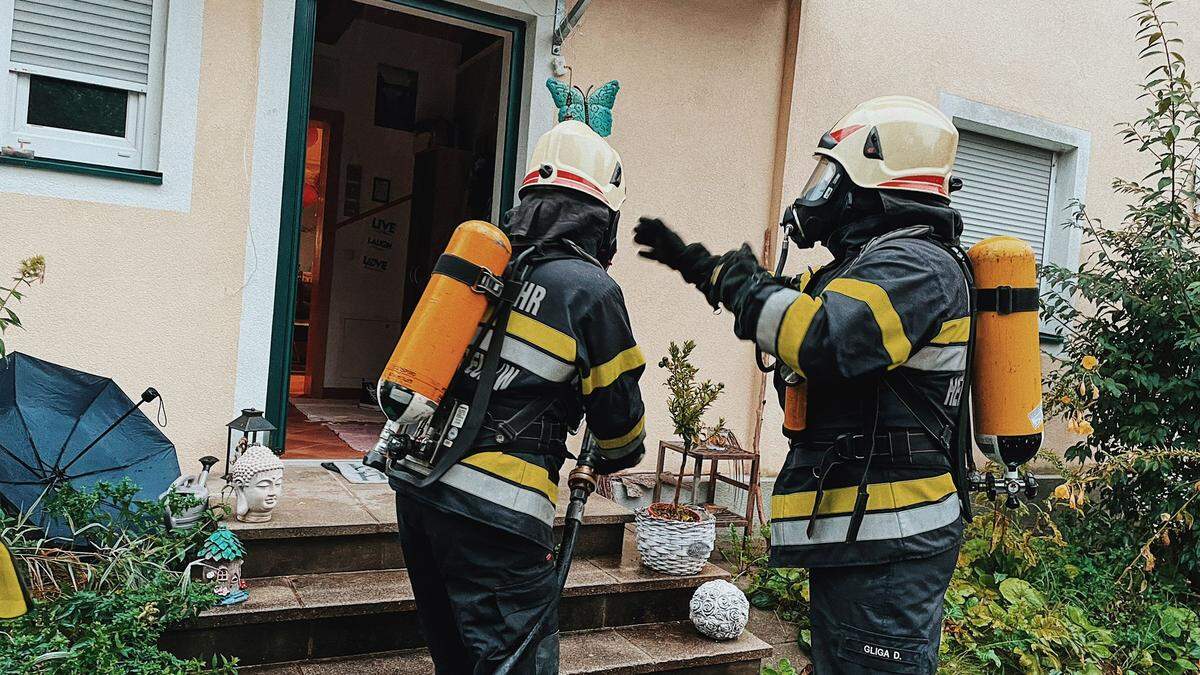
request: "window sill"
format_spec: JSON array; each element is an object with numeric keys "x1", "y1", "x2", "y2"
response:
[{"x1": 0, "y1": 155, "x2": 162, "y2": 185}]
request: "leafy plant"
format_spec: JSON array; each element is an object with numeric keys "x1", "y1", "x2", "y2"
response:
[
  {"x1": 762, "y1": 657, "x2": 810, "y2": 675},
  {"x1": 658, "y1": 340, "x2": 725, "y2": 451},
  {"x1": 0, "y1": 255, "x2": 45, "y2": 358},
  {"x1": 0, "y1": 480, "x2": 235, "y2": 673},
  {"x1": 658, "y1": 339, "x2": 725, "y2": 506},
  {"x1": 1042, "y1": 0, "x2": 1200, "y2": 587}
]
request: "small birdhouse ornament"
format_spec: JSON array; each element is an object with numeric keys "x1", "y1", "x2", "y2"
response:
[{"x1": 196, "y1": 527, "x2": 248, "y2": 605}]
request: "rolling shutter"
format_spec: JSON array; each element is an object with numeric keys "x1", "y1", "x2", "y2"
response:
[
  {"x1": 951, "y1": 130, "x2": 1053, "y2": 262},
  {"x1": 10, "y1": 0, "x2": 155, "y2": 91}
]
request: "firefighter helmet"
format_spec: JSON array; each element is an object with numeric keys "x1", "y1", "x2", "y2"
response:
[
  {"x1": 521, "y1": 120, "x2": 626, "y2": 211},
  {"x1": 801, "y1": 96, "x2": 959, "y2": 202}
]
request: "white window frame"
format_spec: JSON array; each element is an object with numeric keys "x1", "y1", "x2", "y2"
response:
[
  {"x1": 0, "y1": 0, "x2": 168, "y2": 172},
  {"x1": 939, "y1": 93, "x2": 1092, "y2": 339}
]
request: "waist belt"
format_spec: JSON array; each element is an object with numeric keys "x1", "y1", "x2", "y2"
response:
[
  {"x1": 797, "y1": 430, "x2": 944, "y2": 464},
  {"x1": 804, "y1": 430, "x2": 948, "y2": 544},
  {"x1": 478, "y1": 397, "x2": 567, "y2": 455}
]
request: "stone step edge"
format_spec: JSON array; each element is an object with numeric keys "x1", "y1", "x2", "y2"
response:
[
  {"x1": 230, "y1": 510, "x2": 634, "y2": 541},
  {"x1": 241, "y1": 620, "x2": 774, "y2": 675},
  {"x1": 187, "y1": 560, "x2": 730, "y2": 629}
]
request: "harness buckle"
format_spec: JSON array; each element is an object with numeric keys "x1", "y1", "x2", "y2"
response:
[
  {"x1": 835, "y1": 433, "x2": 868, "y2": 461},
  {"x1": 995, "y1": 285, "x2": 1014, "y2": 314},
  {"x1": 472, "y1": 269, "x2": 506, "y2": 299}
]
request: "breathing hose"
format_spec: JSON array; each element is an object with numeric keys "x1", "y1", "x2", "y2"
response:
[{"x1": 494, "y1": 434, "x2": 601, "y2": 674}]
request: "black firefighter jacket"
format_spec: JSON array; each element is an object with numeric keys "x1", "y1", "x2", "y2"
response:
[
  {"x1": 392, "y1": 190, "x2": 646, "y2": 551},
  {"x1": 717, "y1": 193, "x2": 970, "y2": 567}
]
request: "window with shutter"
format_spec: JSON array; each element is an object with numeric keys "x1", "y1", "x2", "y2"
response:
[
  {"x1": 1, "y1": 0, "x2": 167, "y2": 172},
  {"x1": 951, "y1": 130, "x2": 1054, "y2": 263}
]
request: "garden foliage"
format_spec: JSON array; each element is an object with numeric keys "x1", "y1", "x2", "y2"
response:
[{"x1": 0, "y1": 480, "x2": 235, "y2": 674}]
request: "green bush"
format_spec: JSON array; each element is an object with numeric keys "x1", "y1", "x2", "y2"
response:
[
  {"x1": 0, "y1": 480, "x2": 235, "y2": 674},
  {"x1": 1042, "y1": 0, "x2": 1200, "y2": 586}
]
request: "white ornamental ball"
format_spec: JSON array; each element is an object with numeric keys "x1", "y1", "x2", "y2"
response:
[{"x1": 689, "y1": 579, "x2": 749, "y2": 640}]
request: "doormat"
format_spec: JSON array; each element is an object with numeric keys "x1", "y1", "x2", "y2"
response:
[
  {"x1": 293, "y1": 398, "x2": 385, "y2": 424},
  {"x1": 328, "y1": 422, "x2": 382, "y2": 454},
  {"x1": 325, "y1": 460, "x2": 388, "y2": 484}
]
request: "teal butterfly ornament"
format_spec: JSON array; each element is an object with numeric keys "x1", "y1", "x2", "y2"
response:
[{"x1": 546, "y1": 78, "x2": 619, "y2": 137}]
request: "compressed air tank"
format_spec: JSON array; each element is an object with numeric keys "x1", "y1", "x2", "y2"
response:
[
  {"x1": 968, "y1": 235, "x2": 1043, "y2": 470},
  {"x1": 378, "y1": 220, "x2": 512, "y2": 424}
]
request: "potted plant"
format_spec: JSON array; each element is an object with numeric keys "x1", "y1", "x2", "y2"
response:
[{"x1": 636, "y1": 340, "x2": 722, "y2": 575}]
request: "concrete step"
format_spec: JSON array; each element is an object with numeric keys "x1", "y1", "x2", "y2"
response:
[
  {"x1": 163, "y1": 553, "x2": 731, "y2": 667},
  {"x1": 242, "y1": 621, "x2": 772, "y2": 674},
  {"x1": 218, "y1": 465, "x2": 633, "y2": 577}
]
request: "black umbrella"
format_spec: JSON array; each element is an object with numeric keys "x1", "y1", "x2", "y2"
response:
[{"x1": 0, "y1": 352, "x2": 179, "y2": 537}]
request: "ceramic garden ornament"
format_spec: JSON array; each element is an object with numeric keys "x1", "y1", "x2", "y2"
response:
[
  {"x1": 689, "y1": 579, "x2": 749, "y2": 640},
  {"x1": 195, "y1": 527, "x2": 248, "y2": 605},
  {"x1": 229, "y1": 443, "x2": 284, "y2": 523}
]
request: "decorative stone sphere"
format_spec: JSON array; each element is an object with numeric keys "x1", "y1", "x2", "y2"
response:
[
  {"x1": 689, "y1": 579, "x2": 749, "y2": 640},
  {"x1": 229, "y1": 443, "x2": 284, "y2": 523}
]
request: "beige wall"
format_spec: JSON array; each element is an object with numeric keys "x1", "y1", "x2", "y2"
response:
[
  {"x1": 2, "y1": 1, "x2": 264, "y2": 469},
  {"x1": 562, "y1": 0, "x2": 791, "y2": 471}
]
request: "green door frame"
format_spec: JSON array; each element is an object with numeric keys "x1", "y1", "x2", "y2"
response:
[{"x1": 265, "y1": 0, "x2": 527, "y2": 448}]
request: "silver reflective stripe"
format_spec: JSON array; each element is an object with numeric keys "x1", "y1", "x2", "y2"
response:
[
  {"x1": 902, "y1": 344, "x2": 967, "y2": 372},
  {"x1": 756, "y1": 288, "x2": 801, "y2": 354},
  {"x1": 598, "y1": 430, "x2": 645, "y2": 459},
  {"x1": 439, "y1": 464, "x2": 556, "y2": 525},
  {"x1": 770, "y1": 496, "x2": 959, "y2": 546},
  {"x1": 478, "y1": 330, "x2": 574, "y2": 382}
]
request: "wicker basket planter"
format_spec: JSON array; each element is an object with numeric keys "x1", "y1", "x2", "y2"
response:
[{"x1": 634, "y1": 503, "x2": 716, "y2": 576}]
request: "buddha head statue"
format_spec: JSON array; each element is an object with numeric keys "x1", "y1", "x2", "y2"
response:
[{"x1": 229, "y1": 443, "x2": 284, "y2": 523}]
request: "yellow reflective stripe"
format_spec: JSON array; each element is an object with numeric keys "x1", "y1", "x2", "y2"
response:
[
  {"x1": 460, "y1": 452, "x2": 557, "y2": 502},
  {"x1": 931, "y1": 316, "x2": 970, "y2": 345},
  {"x1": 771, "y1": 473, "x2": 957, "y2": 520},
  {"x1": 582, "y1": 345, "x2": 645, "y2": 396},
  {"x1": 597, "y1": 415, "x2": 645, "y2": 450},
  {"x1": 507, "y1": 312, "x2": 576, "y2": 362},
  {"x1": 824, "y1": 278, "x2": 912, "y2": 368},
  {"x1": 776, "y1": 295, "x2": 824, "y2": 377}
]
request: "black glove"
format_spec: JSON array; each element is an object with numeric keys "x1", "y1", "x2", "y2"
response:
[
  {"x1": 593, "y1": 447, "x2": 646, "y2": 476},
  {"x1": 634, "y1": 217, "x2": 718, "y2": 287}
]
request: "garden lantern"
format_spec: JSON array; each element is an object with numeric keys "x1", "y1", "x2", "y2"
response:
[{"x1": 225, "y1": 408, "x2": 277, "y2": 479}]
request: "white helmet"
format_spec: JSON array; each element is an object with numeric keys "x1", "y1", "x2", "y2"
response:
[
  {"x1": 800, "y1": 96, "x2": 959, "y2": 202},
  {"x1": 520, "y1": 120, "x2": 626, "y2": 211}
]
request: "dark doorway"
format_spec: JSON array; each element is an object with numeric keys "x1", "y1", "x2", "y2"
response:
[{"x1": 279, "y1": 0, "x2": 513, "y2": 459}]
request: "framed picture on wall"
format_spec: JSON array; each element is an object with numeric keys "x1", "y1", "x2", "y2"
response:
[
  {"x1": 374, "y1": 64, "x2": 418, "y2": 131},
  {"x1": 372, "y1": 177, "x2": 391, "y2": 203}
]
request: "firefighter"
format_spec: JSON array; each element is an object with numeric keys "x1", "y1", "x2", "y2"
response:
[
  {"x1": 635, "y1": 96, "x2": 970, "y2": 674},
  {"x1": 390, "y1": 119, "x2": 647, "y2": 674}
]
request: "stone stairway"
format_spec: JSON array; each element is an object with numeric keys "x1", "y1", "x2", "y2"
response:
[{"x1": 162, "y1": 465, "x2": 771, "y2": 673}]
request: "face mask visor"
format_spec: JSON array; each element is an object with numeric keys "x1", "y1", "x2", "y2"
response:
[{"x1": 797, "y1": 156, "x2": 845, "y2": 207}]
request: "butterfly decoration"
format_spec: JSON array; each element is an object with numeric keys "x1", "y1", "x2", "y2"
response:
[{"x1": 546, "y1": 78, "x2": 620, "y2": 137}]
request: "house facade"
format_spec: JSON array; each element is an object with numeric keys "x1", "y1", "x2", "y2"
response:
[{"x1": 2, "y1": 0, "x2": 1191, "y2": 473}]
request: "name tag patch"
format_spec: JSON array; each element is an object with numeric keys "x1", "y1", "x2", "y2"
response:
[{"x1": 843, "y1": 636, "x2": 920, "y2": 668}]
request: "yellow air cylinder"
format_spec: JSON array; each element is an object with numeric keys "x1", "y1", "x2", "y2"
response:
[
  {"x1": 378, "y1": 220, "x2": 512, "y2": 424},
  {"x1": 968, "y1": 235, "x2": 1043, "y2": 469}
]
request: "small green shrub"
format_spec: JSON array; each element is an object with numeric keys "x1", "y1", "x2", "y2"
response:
[{"x1": 0, "y1": 480, "x2": 235, "y2": 673}]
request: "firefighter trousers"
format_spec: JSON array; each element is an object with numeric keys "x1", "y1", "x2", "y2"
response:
[
  {"x1": 395, "y1": 493, "x2": 560, "y2": 674},
  {"x1": 807, "y1": 543, "x2": 960, "y2": 674}
]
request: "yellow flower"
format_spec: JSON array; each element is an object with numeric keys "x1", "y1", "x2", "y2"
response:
[
  {"x1": 1060, "y1": 395, "x2": 1072, "y2": 405},
  {"x1": 1053, "y1": 484, "x2": 1070, "y2": 500},
  {"x1": 1077, "y1": 420, "x2": 1094, "y2": 436},
  {"x1": 1081, "y1": 355, "x2": 1099, "y2": 371}
]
